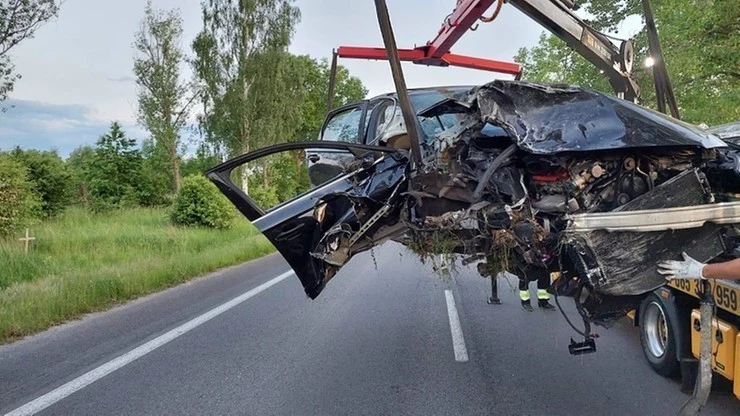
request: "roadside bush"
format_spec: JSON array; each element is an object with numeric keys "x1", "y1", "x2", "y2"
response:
[
  {"x1": 9, "y1": 147, "x2": 72, "y2": 217},
  {"x1": 247, "y1": 182, "x2": 279, "y2": 210},
  {"x1": 170, "y1": 175, "x2": 234, "y2": 229},
  {"x1": 0, "y1": 155, "x2": 41, "y2": 236}
]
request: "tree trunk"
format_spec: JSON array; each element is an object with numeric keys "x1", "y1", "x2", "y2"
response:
[
  {"x1": 240, "y1": 142, "x2": 250, "y2": 195},
  {"x1": 172, "y1": 156, "x2": 181, "y2": 192},
  {"x1": 262, "y1": 161, "x2": 269, "y2": 187},
  {"x1": 239, "y1": 75, "x2": 253, "y2": 194}
]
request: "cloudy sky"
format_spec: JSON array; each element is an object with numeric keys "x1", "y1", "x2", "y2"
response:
[{"x1": 1, "y1": 0, "x2": 551, "y2": 157}]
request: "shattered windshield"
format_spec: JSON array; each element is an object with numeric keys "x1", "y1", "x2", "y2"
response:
[
  {"x1": 369, "y1": 87, "x2": 476, "y2": 144},
  {"x1": 411, "y1": 89, "x2": 471, "y2": 139}
]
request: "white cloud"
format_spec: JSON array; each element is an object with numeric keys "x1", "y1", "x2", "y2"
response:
[{"x1": 0, "y1": 99, "x2": 146, "y2": 157}]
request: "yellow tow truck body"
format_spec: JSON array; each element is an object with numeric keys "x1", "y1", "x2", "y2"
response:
[{"x1": 666, "y1": 279, "x2": 740, "y2": 399}]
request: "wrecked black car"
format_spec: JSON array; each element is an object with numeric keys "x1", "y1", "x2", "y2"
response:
[{"x1": 207, "y1": 80, "x2": 740, "y2": 332}]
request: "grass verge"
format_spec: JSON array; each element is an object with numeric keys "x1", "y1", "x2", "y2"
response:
[{"x1": 0, "y1": 207, "x2": 275, "y2": 343}]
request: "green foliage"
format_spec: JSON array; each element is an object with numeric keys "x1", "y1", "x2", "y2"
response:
[
  {"x1": 66, "y1": 145, "x2": 96, "y2": 207},
  {"x1": 269, "y1": 151, "x2": 311, "y2": 202},
  {"x1": 181, "y1": 143, "x2": 222, "y2": 176},
  {"x1": 247, "y1": 182, "x2": 279, "y2": 209},
  {"x1": 0, "y1": 154, "x2": 41, "y2": 236},
  {"x1": 8, "y1": 147, "x2": 72, "y2": 216},
  {"x1": 87, "y1": 122, "x2": 143, "y2": 211},
  {"x1": 191, "y1": 0, "x2": 302, "y2": 159},
  {"x1": 515, "y1": 31, "x2": 612, "y2": 93},
  {"x1": 171, "y1": 174, "x2": 234, "y2": 229},
  {"x1": 0, "y1": 0, "x2": 60, "y2": 105},
  {"x1": 289, "y1": 54, "x2": 368, "y2": 141},
  {"x1": 0, "y1": 207, "x2": 274, "y2": 341},
  {"x1": 245, "y1": 150, "x2": 312, "y2": 210},
  {"x1": 137, "y1": 139, "x2": 175, "y2": 206},
  {"x1": 515, "y1": 0, "x2": 739, "y2": 125},
  {"x1": 133, "y1": 1, "x2": 192, "y2": 191}
]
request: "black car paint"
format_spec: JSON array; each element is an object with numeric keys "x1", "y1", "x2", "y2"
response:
[
  {"x1": 447, "y1": 81, "x2": 727, "y2": 154},
  {"x1": 207, "y1": 141, "x2": 409, "y2": 299},
  {"x1": 708, "y1": 121, "x2": 740, "y2": 143}
]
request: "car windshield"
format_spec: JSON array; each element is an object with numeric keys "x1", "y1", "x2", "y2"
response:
[
  {"x1": 397, "y1": 88, "x2": 472, "y2": 140},
  {"x1": 409, "y1": 88, "x2": 509, "y2": 140}
]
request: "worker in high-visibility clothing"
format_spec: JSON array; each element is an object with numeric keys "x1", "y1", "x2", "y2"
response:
[{"x1": 517, "y1": 266, "x2": 556, "y2": 311}]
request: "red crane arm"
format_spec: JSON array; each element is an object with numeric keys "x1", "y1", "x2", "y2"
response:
[
  {"x1": 425, "y1": 0, "x2": 497, "y2": 59},
  {"x1": 336, "y1": 46, "x2": 521, "y2": 75},
  {"x1": 334, "y1": 0, "x2": 520, "y2": 76}
]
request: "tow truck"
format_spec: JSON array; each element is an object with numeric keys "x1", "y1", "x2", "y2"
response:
[
  {"x1": 323, "y1": 0, "x2": 740, "y2": 404},
  {"x1": 635, "y1": 119, "x2": 740, "y2": 401}
]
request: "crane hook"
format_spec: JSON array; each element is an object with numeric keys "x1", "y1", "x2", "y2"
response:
[{"x1": 479, "y1": 0, "x2": 504, "y2": 23}]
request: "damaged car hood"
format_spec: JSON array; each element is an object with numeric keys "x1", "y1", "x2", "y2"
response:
[{"x1": 433, "y1": 80, "x2": 727, "y2": 154}]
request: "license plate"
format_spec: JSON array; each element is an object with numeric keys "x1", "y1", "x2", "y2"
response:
[{"x1": 668, "y1": 279, "x2": 740, "y2": 315}]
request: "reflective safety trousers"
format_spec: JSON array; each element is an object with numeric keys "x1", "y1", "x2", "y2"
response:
[{"x1": 519, "y1": 272, "x2": 550, "y2": 301}]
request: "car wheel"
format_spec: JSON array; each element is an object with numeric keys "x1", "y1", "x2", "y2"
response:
[{"x1": 639, "y1": 293, "x2": 680, "y2": 377}]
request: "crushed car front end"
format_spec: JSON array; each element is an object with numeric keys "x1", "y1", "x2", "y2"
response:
[{"x1": 209, "y1": 80, "x2": 740, "y2": 334}]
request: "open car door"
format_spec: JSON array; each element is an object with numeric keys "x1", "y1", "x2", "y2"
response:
[{"x1": 207, "y1": 141, "x2": 410, "y2": 299}]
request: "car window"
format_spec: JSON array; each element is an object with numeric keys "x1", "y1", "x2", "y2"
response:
[
  {"x1": 365, "y1": 98, "x2": 397, "y2": 144},
  {"x1": 322, "y1": 106, "x2": 364, "y2": 143},
  {"x1": 228, "y1": 148, "x2": 332, "y2": 214}
]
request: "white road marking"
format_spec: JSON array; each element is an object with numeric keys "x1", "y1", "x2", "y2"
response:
[
  {"x1": 4, "y1": 270, "x2": 294, "y2": 416},
  {"x1": 444, "y1": 290, "x2": 469, "y2": 362}
]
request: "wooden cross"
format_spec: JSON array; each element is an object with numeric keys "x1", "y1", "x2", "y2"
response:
[{"x1": 19, "y1": 228, "x2": 35, "y2": 254}]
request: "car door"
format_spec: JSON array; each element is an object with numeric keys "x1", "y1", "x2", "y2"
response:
[
  {"x1": 307, "y1": 102, "x2": 369, "y2": 186},
  {"x1": 207, "y1": 141, "x2": 409, "y2": 300}
]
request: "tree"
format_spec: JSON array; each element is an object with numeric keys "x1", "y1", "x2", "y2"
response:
[
  {"x1": 134, "y1": 1, "x2": 193, "y2": 191},
  {"x1": 514, "y1": 32, "x2": 612, "y2": 93},
  {"x1": 0, "y1": 0, "x2": 60, "y2": 106},
  {"x1": 290, "y1": 54, "x2": 367, "y2": 141},
  {"x1": 137, "y1": 138, "x2": 175, "y2": 206},
  {"x1": 514, "y1": 0, "x2": 739, "y2": 125},
  {"x1": 8, "y1": 147, "x2": 72, "y2": 216},
  {"x1": 0, "y1": 154, "x2": 40, "y2": 236},
  {"x1": 181, "y1": 142, "x2": 222, "y2": 177},
  {"x1": 191, "y1": 0, "x2": 301, "y2": 192},
  {"x1": 66, "y1": 145, "x2": 95, "y2": 207},
  {"x1": 88, "y1": 122, "x2": 143, "y2": 211}
]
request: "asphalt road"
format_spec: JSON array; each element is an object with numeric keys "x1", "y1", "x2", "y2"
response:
[{"x1": 2, "y1": 242, "x2": 739, "y2": 416}]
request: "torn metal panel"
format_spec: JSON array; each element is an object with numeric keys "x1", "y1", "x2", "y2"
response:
[
  {"x1": 565, "y1": 169, "x2": 740, "y2": 232},
  {"x1": 562, "y1": 169, "x2": 727, "y2": 296},
  {"x1": 564, "y1": 225, "x2": 726, "y2": 296},
  {"x1": 467, "y1": 80, "x2": 727, "y2": 154},
  {"x1": 707, "y1": 120, "x2": 740, "y2": 142}
]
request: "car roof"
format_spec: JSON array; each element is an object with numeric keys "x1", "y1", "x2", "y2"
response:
[{"x1": 366, "y1": 85, "x2": 477, "y2": 100}]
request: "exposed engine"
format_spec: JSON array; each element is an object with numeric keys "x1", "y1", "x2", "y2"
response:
[{"x1": 398, "y1": 81, "x2": 740, "y2": 340}]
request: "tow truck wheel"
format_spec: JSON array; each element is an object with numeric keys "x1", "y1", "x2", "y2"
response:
[{"x1": 639, "y1": 293, "x2": 680, "y2": 377}]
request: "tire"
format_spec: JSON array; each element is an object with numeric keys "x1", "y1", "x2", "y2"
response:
[{"x1": 639, "y1": 293, "x2": 680, "y2": 377}]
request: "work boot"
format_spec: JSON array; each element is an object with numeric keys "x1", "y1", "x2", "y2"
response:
[
  {"x1": 538, "y1": 299, "x2": 557, "y2": 310},
  {"x1": 521, "y1": 300, "x2": 534, "y2": 312}
]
